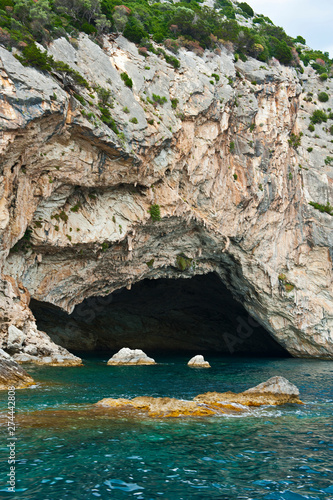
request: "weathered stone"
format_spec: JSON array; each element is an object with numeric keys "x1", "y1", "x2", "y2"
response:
[
  {"x1": 243, "y1": 376, "x2": 299, "y2": 396},
  {"x1": 7, "y1": 325, "x2": 26, "y2": 353},
  {"x1": 96, "y1": 377, "x2": 302, "y2": 417},
  {"x1": 107, "y1": 348, "x2": 156, "y2": 365},
  {"x1": 0, "y1": 351, "x2": 34, "y2": 390},
  {"x1": 0, "y1": 34, "x2": 332, "y2": 362},
  {"x1": 187, "y1": 355, "x2": 211, "y2": 368}
]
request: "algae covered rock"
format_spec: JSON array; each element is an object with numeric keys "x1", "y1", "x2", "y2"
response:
[
  {"x1": 107, "y1": 348, "x2": 156, "y2": 365},
  {"x1": 96, "y1": 376, "x2": 302, "y2": 417}
]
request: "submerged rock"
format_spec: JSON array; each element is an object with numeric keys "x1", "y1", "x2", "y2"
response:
[
  {"x1": 96, "y1": 377, "x2": 302, "y2": 417},
  {"x1": 107, "y1": 348, "x2": 156, "y2": 365},
  {"x1": 0, "y1": 349, "x2": 34, "y2": 390},
  {"x1": 187, "y1": 355, "x2": 211, "y2": 368}
]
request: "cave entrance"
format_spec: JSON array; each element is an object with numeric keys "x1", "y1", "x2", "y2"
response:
[{"x1": 30, "y1": 273, "x2": 289, "y2": 357}]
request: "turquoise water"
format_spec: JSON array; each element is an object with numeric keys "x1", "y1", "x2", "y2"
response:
[{"x1": 1, "y1": 355, "x2": 333, "y2": 499}]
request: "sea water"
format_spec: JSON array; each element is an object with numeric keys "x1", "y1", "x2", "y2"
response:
[{"x1": 0, "y1": 355, "x2": 332, "y2": 499}]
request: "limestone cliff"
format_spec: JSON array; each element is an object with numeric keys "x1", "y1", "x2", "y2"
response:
[{"x1": 0, "y1": 34, "x2": 332, "y2": 361}]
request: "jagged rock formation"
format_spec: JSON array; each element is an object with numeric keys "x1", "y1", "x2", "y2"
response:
[
  {"x1": 96, "y1": 376, "x2": 302, "y2": 417},
  {"x1": 0, "y1": 33, "x2": 332, "y2": 361},
  {"x1": 0, "y1": 349, "x2": 34, "y2": 389}
]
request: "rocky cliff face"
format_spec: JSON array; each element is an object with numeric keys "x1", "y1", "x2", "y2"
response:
[{"x1": 0, "y1": 34, "x2": 332, "y2": 362}]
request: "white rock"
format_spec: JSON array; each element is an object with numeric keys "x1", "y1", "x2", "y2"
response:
[
  {"x1": 107, "y1": 348, "x2": 156, "y2": 365},
  {"x1": 0, "y1": 348, "x2": 10, "y2": 359},
  {"x1": 187, "y1": 355, "x2": 211, "y2": 368},
  {"x1": 7, "y1": 325, "x2": 26, "y2": 351},
  {"x1": 243, "y1": 376, "x2": 300, "y2": 396}
]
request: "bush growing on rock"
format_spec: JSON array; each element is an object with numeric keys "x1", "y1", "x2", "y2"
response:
[
  {"x1": 310, "y1": 110, "x2": 328, "y2": 124},
  {"x1": 120, "y1": 72, "x2": 133, "y2": 89},
  {"x1": 318, "y1": 92, "x2": 329, "y2": 102},
  {"x1": 148, "y1": 204, "x2": 161, "y2": 221}
]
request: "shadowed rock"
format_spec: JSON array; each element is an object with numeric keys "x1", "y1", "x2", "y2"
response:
[
  {"x1": 107, "y1": 348, "x2": 156, "y2": 365},
  {"x1": 188, "y1": 355, "x2": 211, "y2": 368},
  {"x1": 0, "y1": 349, "x2": 34, "y2": 390}
]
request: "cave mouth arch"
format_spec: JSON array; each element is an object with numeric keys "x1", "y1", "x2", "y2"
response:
[{"x1": 30, "y1": 273, "x2": 289, "y2": 357}]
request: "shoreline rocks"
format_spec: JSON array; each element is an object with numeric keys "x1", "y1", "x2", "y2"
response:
[
  {"x1": 107, "y1": 348, "x2": 156, "y2": 365},
  {"x1": 187, "y1": 355, "x2": 211, "y2": 368},
  {"x1": 96, "y1": 376, "x2": 302, "y2": 417},
  {"x1": 0, "y1": 349, "x2": 34, "y2": 390}
]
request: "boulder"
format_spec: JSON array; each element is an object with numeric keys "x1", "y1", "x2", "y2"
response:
[
  {"x1": 7, "y1": 325, "x2": 26, "y2": 353},
  {"x1": 187, "y1": 355, "x2": 211, "y2": 368},
  {"x1": 195, "y1": 376, "x2": 301, "y2": 406},
  {"x1": 107, "y1": 348, "x2": 156, "y2": 365},
  {"x1": 243, "y1": 376, "x2": 300, "y2": 396},
  {"x1": 0, "y1": 350, "x2": 34, "y2": 390}
]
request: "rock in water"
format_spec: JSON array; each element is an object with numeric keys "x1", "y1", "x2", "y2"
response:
[
  {"x1": 243, "y1": 376, "x2": 300, "y2": 396},
  {"x1": 107, "y1": 348, "x2": 156, "y2": 365},
  {"x1": 187, "y1": 355, "x2": 211, "y2": 368},
  {"x1": 0, "y1": 349, "x2": 34, "y2": 390},
  {"x1": 96, "y1": 376, "x2": 302, "y2": 417}
]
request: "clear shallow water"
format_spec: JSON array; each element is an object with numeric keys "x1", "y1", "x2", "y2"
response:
[{"x1": 0, "y1": 355, "x2": 333, "y2": 499}]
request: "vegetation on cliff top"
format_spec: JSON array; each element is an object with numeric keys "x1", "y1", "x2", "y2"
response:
[{"x1": 0, "y1": 0, "x2": 332, "y2": 76}]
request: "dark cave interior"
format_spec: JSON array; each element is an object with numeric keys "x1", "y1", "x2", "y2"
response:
[{"x1": 30, "y1": 273, "x2": 289, "y2": 357}]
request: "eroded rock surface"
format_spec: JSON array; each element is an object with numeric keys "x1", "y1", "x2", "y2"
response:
[
  {"x1": 0, "y1": 349, "x2": 34, "y2": 389},
  {"x1": 0, "y1": 34, "x2": 332, "y2": 360},
  {"x1": 187, "y1": 355, "x2": 211, "y2": 368},
  {"x1": 107, "y1": 347, "x2": 156, "y2": 365},
  {"x1": 96, "y1": 376, "x2": 302, "y2": 417}
]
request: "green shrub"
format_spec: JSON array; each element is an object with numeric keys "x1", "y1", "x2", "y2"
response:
[
  {"x1": 96, "y1": 86, "x2": 112, "y2": 105},
  {"x1": 123, "y1": 106, "x2": 130, "y2": 113},
  {"x1": 171, "y1": 98, "x2": 179, "y2": 109},
  {"x1": 318, "y1": 92, "x2": 329, "y2": 102},
  {"x1": 59, "y1": 211, "x2": 68, "y2": 222},
  {"x1": 309, "y1": 201, "x2": 333, "y2": 215},
  {"x1": 147, "y1": 119, "x2": 154, "y2": 125},
  {"x1": 307, "y1": 147, "x2": 313, "y2": 152},
  {"x1": 176, "y1": 254, "x2": 193, "y2": 271},
  {"x1": 211, "y1": 73, "x2": 220, "y2": 82},
  {"x1": 17, "y1": 43, "x2": 52, "y2": 71},
  {"x1": 70, "y1": 203, "x2": 82, "y2": 212},
  {"x1": 308, "y1": 123, "x2": 315, "y2": 132},
  {"x1": 99, "y1": 106, "x2": 119, "y2": 134},
  {"x1": 310, "y1": 110, "x2": 328, "y2": 124},
  {"x1": 320, "y1": 73, "x2": 328, "y2": 81},
  {"x1": 324, "y1": 156, "x2": 333, "y2": 165},
  {"x1": 152, "y1": 94, "x2": 167, "y2": 106},
  {"x1": 148, "y1": 204, "x2": 161, "y2": 221},
  {"x1": 230, "y1": 141, "x2": 235, "y2": 152},
  {"x1": 120, "y1": 72, "x2": 133, "y2": 89},
  {"x1": 130, "y1": 117, "x2": 138, "y2": 124},
  {"x1": 250, "y1": 123, "x2": 255, "y2": 132},
  {"x1": 288, "y1": 132, "x2": 302, "y2": 149},
  {"x1": 74, "y1": 93, "x2": 86, "y2": 106},
  {"x1": 123, "y1": 17, "x2": 148, "y2": 44},
  {"x1": 238, "y1": 2, "x2": 254, "y2": 17},
  {"x1": 233, "y1": 173, "x2": 238, "y2": 180}
]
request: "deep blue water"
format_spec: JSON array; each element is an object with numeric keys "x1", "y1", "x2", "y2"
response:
[{"x1": 0, "y1": 355, "x2": 333, "y2": 499}]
